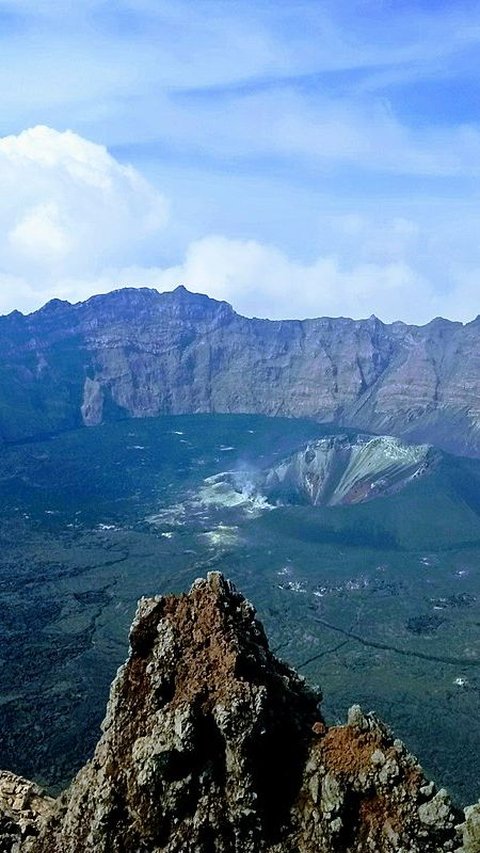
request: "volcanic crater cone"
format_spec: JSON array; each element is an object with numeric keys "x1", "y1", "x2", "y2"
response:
[{"x1": 261, "y1": 434, "x2": 438, "y2": 506}]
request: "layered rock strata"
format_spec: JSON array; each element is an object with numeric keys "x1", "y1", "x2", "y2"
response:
[
  {"x1": 1, "y1": 572, "x2": 479, "y2": 851},
  {"x1": 2, "y1": 286, "x2": 480, "y2": 456}
]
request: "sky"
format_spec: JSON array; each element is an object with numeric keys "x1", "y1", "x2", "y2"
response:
[{"x1": 1, "y1": 0, "x2": 480, "y2": 323}]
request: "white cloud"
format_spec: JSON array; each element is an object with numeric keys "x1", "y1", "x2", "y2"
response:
[
  {"x1": 35, "y1": 233, "x2": 437, "y2": 325},
  {"x1": 0, "y1": 124, "x2": 478, "y2": 326},
  {"x1": 139, "y1": 234, "x2": 437, "y2": 324},
  {"x1": 3, "y1": 0, "x2": 480, "y2": 174},
  {"x1": 56, "y1": 216, "x2": 478, "y2": 326},
  {"x1": 0, "y1": 126, "x2": 168, "y2": 309},
  {"x1": 138, "y1": 85, "x2": 480, "y2": 179},
  {"x1": 9, "y1": 201, "x2": 72, "y2": 260}
]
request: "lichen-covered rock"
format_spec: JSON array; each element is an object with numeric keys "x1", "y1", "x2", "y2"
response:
[
  {"x1": 34, "y1": 573, "x2": 320, "y2": 853},
  {"x1": 0, "y1": 771, "x2": 54, "y2": 852},
  {"x1": 296, "y1": 711, "x2": 459, "y2": 852},
  {"x1": 458, "y1": 802, "x2": 480, "y2": 853},
  {"x1": 0, "y1": 573, "x2": 478, "y2": 852}
]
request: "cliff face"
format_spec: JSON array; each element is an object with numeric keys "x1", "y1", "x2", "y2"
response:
[
  {"x1": 2, "y1": 572, "x2": 479, "y2": 853},
  {"x1": 1, "y1": 286, "x2": 480, "y2": 456}
]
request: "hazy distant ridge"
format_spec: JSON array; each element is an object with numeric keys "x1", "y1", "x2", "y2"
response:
[{"x1": 1, "y1": 285, "x2": 479, "y2": 456}]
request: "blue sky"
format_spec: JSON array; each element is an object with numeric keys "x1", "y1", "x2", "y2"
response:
[{"x1": 0, "y1": 0, "x2": 480, "y2": 321}]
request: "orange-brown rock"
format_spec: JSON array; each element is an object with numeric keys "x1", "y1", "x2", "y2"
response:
[{"x1": 0, "y1": 573, "x2": 477, "y2": 852}]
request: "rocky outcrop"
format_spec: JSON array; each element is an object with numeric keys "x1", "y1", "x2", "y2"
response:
[
  {"x1": 1, "y1": 572, "x2": 479, "y2": 852},
  {"x1": 1, "y1": 286, "x2": 480, "y2": 456},
  {"x1": 0, "y1": 771, "x2": 53, "y2": 852}
]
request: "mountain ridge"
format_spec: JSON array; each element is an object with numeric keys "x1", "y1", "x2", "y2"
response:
[
  {"x1": 4, "y1": 285, "x2": 475, "y2": 329},
  {"x1": 1, "y1": 285, "x2": 480, "y2": 457}
]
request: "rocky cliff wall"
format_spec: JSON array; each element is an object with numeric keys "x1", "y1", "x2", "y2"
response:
[{"x1": 1, "y1": 286, "x2": 480, "y2": 456}]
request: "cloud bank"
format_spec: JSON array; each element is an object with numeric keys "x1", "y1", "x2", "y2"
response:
[
  {"x1": 1, "y1": 4, "x2": 480, "y2": 324},
  {"x1": 0, "y1": 125, "x2": 478, "y2": 325},
  {"x1": 0, "y1": 126, "x2": 167, "y2": 311}
]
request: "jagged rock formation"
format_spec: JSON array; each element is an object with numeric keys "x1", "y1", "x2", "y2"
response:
[
  {"x1": 0, "y1": 771, "x2": 53, "y2": 852},
  {"x1": 1, "y1": 572, "x2": 479, "y2": 852},
  {"x1": 261, "y1": 434, "x2": 437, "y2": 505},
  {"x1": 2, "y1": 286, "x2": 480, "y2": 456}
]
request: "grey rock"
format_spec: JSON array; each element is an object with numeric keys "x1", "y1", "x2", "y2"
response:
[
  {"x1": 0, "y1": 771, "x2": 54, "y2": 852},
  {"x1": 347, "y1": 704, "x2": 369, "y2": 729},
  {"x1": 0, "y1": 286, "x2": 480, "y2": 456},
  {"x1": 458, "y1": 802, "x2": 480, "y2": 852},
  {"x1": 0, "y1": 573, "x2": 475, "y2": 852}
]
